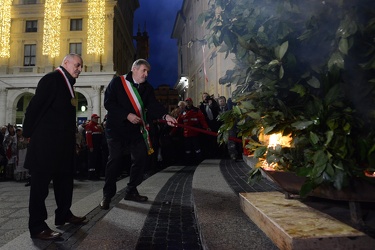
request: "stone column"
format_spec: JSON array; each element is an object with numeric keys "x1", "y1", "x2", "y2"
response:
[
  {"x1": 102, "y1": 13, "x2": 114, "y2": 72},
  {"x1": 44, "y1": 55, "x2": 55, "y2": 73},
  {"x1": 92, "y1": 54, "x2": 101, "y2": 72},
  {"x1": 0, "y1": 58, "x2": 8, "y2": 74},
  {"x1": 0, "y1": 88, "x2": 8, "y2": 125},
  {"x1": 92, "y1": 85, "x2": 102, "y2": 116}
]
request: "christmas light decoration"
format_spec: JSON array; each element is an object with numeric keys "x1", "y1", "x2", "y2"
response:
[
  {"x1": 87, "y1": 0, "x2": 105, "y2": 55},
  {"x1": 0, "y1": 0, "x2": 12, "y2": 58},
  {"x1": 42, "y1": 0, "x2": 61, "y2": 58}
]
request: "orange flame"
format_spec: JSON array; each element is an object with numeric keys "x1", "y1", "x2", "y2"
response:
[{"x1": 261, "y1": 132, "x2": 292, "y2": 170}]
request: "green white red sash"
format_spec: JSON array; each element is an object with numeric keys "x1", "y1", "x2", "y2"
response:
[{"x1": 120, "y1": 75, "x2": 154, "y2": 155}]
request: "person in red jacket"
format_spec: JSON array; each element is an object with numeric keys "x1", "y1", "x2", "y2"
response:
[
  {"x1": 85, "y1": 114, "x2": 103, "y2": 180},
  {"x1": 173, "y1": 97, "x2": 210, "y2": 165}
]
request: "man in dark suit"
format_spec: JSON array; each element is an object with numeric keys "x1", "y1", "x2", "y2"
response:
[
  {"x1": 99, "y1": 59, "x2": 176, "y2": 210},
  {"x1": 23, "y1": 53, "x2": 86, "y2": 240},
  {"x1": 199, "y1": 92, "x2": 220, "y2": 158}
]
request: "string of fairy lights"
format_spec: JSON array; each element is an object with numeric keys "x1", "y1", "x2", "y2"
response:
[
  {"x1": 42, "y1": 0, "x2": 62, "y2": 58},
  {"x1": 0, "y1": 0, "x2": 105, "y2": 59},
  {"x1": 0, "y1": 0, "x2": 12, "y2": 58},
  {"x1": 87, "y1": 0, "x2": 105, "y2": 55}
]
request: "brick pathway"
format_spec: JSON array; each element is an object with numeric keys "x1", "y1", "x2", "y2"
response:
[{"x1": 136, "y1": 165, "x2": 202, "y2": 249}]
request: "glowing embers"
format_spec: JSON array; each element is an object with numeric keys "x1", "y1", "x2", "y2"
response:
[
  {"x1": 0, "y1": 0, "x2": 12, "y2": 58},
  {"x1": 260, "y1": 132, "x2": 292, "y2": 171},
  {"x1": 365, "y1": 170, "x2": 375, "y2": 178},
  {"x1": 87, "y1": 0, "x2": 105, "y2": 55},
  {"x1": 43, "y1": 0, "x2": 62, "y2": 58}
]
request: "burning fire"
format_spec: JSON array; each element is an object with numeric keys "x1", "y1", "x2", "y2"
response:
[
  {"x1": 257, "y1": 132, "x2": 375, "y2": 178},
  {"x1": 261, "y1": 132, "x2": 292, "y2": 171},
  {"x1": 365, "y1": 170, "x2": 375, "y2": 178},
  {"x1": 268, "y1": 133, "x2": 292, "y2": 148}
]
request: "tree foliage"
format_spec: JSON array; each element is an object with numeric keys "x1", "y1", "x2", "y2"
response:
[{"x1": 199, "y1": 0, "x2": 375, "y2": 196}]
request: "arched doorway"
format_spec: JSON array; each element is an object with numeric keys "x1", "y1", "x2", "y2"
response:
[
  {"x1": 15, "y1": 91, "x2": 89, "y2": 127},
  {"x1": 16, "y1": 93, "x2": 34, "y2": 127},
  {"x1": 76, "y1": 92, "x2": 89, "y2": 125}
]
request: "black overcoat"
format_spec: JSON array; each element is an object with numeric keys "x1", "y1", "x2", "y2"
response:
[
  {"x1": 23, "y1": 67, "x2": 76, "y2": 174},
  {"x1": 104, "y1": 72, "x2": 166, "y2": 142}
]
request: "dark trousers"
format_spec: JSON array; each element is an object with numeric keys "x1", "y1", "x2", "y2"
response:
[
  {"x1": 88, "y1": 147, "x2": 102, "y2": 177},
  {"x1": 184, "y1": 136, "x2": 202, "y2": 164},
  {"x1": 28, "y1": 171, "x2": 73, "y2": 235},
  {"x1": 103, "y1": 138, "x2": 148, "y2": 200}
]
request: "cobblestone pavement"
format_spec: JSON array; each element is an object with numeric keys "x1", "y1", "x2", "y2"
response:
[
  {"x1": 220, "y1": 158, "x2": 280, "y2": 194},
  {"x1": 53, "y1": 165, "x2": 203, "y2": 250},
  {"x1": 136, "y1": 165, "x2": 202, "y2": 249},
  {"x1": 133, "y1": 159, "x2": 282, "y2": 249},
  {"x1": 2, "y1": 158, "x2": 374, "y2": 249}
]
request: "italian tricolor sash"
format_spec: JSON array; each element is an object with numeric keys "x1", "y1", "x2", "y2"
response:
[{"x1": 120, "y1": 75, "x2": 154, "y2": 155}]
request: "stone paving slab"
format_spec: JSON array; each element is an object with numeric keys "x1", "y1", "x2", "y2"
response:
[
  {"x1": 0, "y1": 160, "x2": 282, "y2": 250},
  {"x1": 0, "y1": 178, "x2": 113, "y2": 250},
  {"x1": 193, "y1": 159, "x2": 278, "y2": 250},
  {"x1": 3, "y1": 157, "x2": 372, "y2": 250},
  {"x1": 77, "y1": 165, "x2": 186, "y2": 250}
]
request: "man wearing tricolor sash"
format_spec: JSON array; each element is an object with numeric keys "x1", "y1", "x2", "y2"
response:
[{"x1": 100, "y1": 59, "x2": 176, "y2": 209}]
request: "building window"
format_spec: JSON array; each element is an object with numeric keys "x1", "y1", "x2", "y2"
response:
[
  {"x1": 24, "y1": 0, "x2": 37, "y2": 4},
  {"x1": 25, "y1": 20, "x2": 38, "y2": 32},
  {"x1": 24, "y1": 44, "x2": 36, "y2": 66},
  {"x1": 70, "y1": 19, "x2": 83, "y2": 31},
  {"x1": 70, "y1": 43, "x2": 82, "y2": 55}
]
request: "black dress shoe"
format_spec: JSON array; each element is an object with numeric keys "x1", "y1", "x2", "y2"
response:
[
  {"x1": 100, "y1": 199, "x2": 110, "y2": 210},
  {"x1": 55, "y1": 215, "x2": 86, "y2": 226},
  {"x1": 31, "y1": 229, "x2": 62, "y2": 240},
  {"x1": 124, "y1": 193, "x2": 148, "y2": 202}
]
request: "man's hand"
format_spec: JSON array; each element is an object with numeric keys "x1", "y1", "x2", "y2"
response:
[
  {"x1": 127, "y1": 113, "x2": 141, "y2": 124},
  {"x1": 165, "y1": 114, "x2": 177, "y2": 127}
]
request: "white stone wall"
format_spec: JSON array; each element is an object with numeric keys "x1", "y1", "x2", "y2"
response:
[
  {"x1": 172, "y1": 0, "x2": 236, "y2": 103},
  {"x1": 0, "y1": 0, "x2": 136, "y2": 125},
  {"x1": 0, "y1": 72, "x2": 114, "y2": 126}
]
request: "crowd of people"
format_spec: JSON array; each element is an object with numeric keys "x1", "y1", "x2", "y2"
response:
[
  {"x1": 0, "y1": 91, "x2": 241, "y2": 184},
  {"x1": 0, "y1": 118, "x2": 106, "y2": 183},
  {"x1": 167, "y1": 92, "x2": 241, "y2": 166},
  {"x1": 0, "y1": 124, "x2": 29, "y2": 182},
  {"x1": 0, "y1": 55, "x2": 241, "y2": 241}
]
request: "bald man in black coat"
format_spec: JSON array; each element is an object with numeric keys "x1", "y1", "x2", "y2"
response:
[{"x1": 23, "y1": 54, "x2": 86, "y2": 240}]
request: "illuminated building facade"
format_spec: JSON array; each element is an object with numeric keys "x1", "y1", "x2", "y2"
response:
[
  {"x1": 171, "y1": 0, "x2": 236, "y2": 104},
  {"x1": 0, "y1": 0, "x2": 140, "y2": 126}
]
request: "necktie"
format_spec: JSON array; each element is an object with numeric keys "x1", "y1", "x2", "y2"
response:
[
  {"x1": 134, "y1": 83, "x2": 139, "y2": 89},
  {"x1": 206, "y1": 105, "x2": 214, "y2": 120}
]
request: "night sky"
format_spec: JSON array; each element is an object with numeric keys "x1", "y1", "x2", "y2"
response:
[{"x1": 133, "y1": 0, "x2": 183, "y2": 89}]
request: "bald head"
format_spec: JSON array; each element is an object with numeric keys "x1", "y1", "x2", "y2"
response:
[{"x1": 62, "y1": 53, "x2": 83, "y2": 78}]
